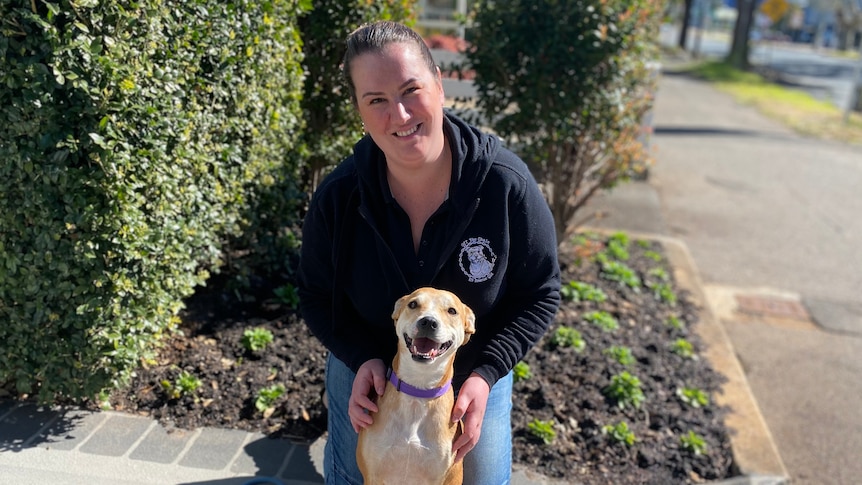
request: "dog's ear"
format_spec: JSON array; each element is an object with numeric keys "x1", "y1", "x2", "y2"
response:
[
  {"x1": 391, "y1": 294, "x2": 409, "y2": 323},
  {"x1": 462, "y1": 304, "x2": 476, "y2": 342}
]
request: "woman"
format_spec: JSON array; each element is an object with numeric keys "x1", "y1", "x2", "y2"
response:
[{"x1": 298, "y1": 21, "x2": 560, "y2": 484}]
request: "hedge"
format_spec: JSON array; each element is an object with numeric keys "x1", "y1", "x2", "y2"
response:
[{"x1": 0, "y1": 0, "x2": 306, "y2": 401}]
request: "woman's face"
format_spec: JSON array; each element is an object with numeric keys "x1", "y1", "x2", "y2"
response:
[{"x1": 350, "y1": 42, "x2": 446, "y2": 170}]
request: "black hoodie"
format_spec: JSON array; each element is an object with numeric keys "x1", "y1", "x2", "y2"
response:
[{"x1": 298, "y1": 111, "x2": 561, "y2": 388}]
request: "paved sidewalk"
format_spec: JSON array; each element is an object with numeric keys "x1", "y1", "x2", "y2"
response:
[{"x1": 0, "y1": 399, "x2": 561, "y2": 484}]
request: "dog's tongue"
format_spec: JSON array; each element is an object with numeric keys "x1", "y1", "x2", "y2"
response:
[{"x1": 411, "y1": 337, "x2": 439, "y2": 356}]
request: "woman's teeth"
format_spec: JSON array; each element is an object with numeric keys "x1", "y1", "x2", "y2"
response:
[{"x1": 396, "y1": 125, "x2": 419, "y2": 137}]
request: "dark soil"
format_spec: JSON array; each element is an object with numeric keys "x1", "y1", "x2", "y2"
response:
[{"x1": 103, "y1": 232, "x2": 736, "y2": 484}]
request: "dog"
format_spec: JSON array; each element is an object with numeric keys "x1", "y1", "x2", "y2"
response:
[{"x1": 356, "y1": 287, "x2": 476, "y2": 485}]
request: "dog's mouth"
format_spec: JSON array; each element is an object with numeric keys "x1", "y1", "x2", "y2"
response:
[{"x1": 403, "y1": 334, "x2": 454, "y2": 362}]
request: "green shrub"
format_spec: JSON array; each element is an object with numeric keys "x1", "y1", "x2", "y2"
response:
[
  {"x1": 0, "y1": 0, "x2": 306, "y2": 401},
  {"x1": 464, "y1": 0, "x2": 663, "y2": 242}
]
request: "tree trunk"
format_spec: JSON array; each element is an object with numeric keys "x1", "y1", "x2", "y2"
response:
[
  {"x1": 727, "y1": 0, "x2": 757, "y2": 69},
  {"x1": 678, "y1": 0, "x2": 694, "y2": 50}
]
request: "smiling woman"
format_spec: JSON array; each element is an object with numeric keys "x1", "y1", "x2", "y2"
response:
[{"x1": 297, "y1": 20, "x2": 561, "y2": 485}]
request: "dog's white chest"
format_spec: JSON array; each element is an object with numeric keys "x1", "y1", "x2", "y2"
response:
[{"x1": 360, "y1": 397, "x2": 453, "y2": 484}]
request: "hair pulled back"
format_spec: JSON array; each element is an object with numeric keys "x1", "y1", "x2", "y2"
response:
[{"x1": 342, "y1": 21, "x2": 438, "y2": 104}]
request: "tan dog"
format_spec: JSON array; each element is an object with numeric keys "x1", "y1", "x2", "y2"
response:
[{"x1": 356, "y1": 287, "x2": 476, "y2": 485}]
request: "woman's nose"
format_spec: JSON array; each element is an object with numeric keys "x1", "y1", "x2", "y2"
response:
[{"x1": 392, "y1": 101, "x2": 410, "y2": 122}]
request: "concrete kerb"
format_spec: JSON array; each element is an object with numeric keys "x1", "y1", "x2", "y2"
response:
[{"x1": 582, "y1": 227, "x2": 789, "y2": 484}]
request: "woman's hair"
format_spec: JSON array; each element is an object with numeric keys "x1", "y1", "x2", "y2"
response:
[{"x1": 342, "y1": 21, "x2": 438, "y2": 104}]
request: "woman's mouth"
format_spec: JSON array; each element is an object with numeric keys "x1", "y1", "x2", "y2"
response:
[{"x1": 394, "y1": 124, "x2": 420, "y2": 137}]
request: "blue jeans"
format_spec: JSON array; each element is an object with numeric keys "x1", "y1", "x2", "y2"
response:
[{"x1": 323, "y1": 354, "x2": 513, "y2": 485}]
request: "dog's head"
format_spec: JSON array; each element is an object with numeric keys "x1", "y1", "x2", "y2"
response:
[{"x1": 391, "y1": 288, "x2": 475, "y2": 365}]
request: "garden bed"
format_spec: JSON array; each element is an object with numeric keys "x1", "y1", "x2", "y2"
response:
[{"x1": 103, "y1": 231, "x2": 736, "y2": 484}]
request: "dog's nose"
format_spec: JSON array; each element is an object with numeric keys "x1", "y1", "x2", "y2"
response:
[{"x1": 417, "y1": 316, "x2": 439, "y2": 330}]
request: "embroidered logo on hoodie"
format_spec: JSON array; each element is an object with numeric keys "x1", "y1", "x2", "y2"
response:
[{"x1": 459, "y1": 237, "x2": 497, "y2": 283}]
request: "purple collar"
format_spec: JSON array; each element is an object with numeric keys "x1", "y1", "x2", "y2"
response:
[{"x1": 388, "y1": 368, "x2": 451, "y2": 399}]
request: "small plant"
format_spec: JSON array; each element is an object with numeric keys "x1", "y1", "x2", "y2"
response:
[
  {"x1": 584, "y1": 310, "x2": 619, "y2": 332},
  {"x1": 636, "y1": 239, "x2": 651, "y2": 249},
  {"x1": 609, "y1": 231, "x2": 630, "y2": 247},
  {"x1": 649, "y1": 282, "x2": 678, "y2": 306},
  {"x1": 560, "y1": 281, "x2": 607, "y2": 303},
  {"x1": 273, "y1": 283, "x2": 300, "y2": 309},
  {"x1": 513, "y1": 361, "x2": 533, "y2": 383},
  {"x1": 602, "y1": 421, "x2": 637, "y2": 446},
  {"x1": 606, "y1": 239, "x2": 630, "y2": 261},
  {"x1": 665, "y1": 314, "x2": 684, "y2": 330},
  {"x1": 162, "y1": 370, "x2": 202, "y2": 399},
  {"x1": 643, "y1": 250, "x2": 663, "y2": 262},
  {"x1": 176, "y1": 370, "x2": 203, "y2": 395},
  {"x1": 603, "y1": 346, "x2": 636, "y2": 366},
  {"x1": 680, "y1": 431, "x2": 708, "y2": 455},
  {"x1": 242, "y1": 328, "x2": 274, "y2": 353},
  {"x1": 551, "y1": 326, "x2": 586, "y2": 351},
  {"x1": 527, "y1": 418, "x2": 557, "y2": 445},
  {"x1": 648, "y1": 267, "x2": 669, "y2": 281},
  {"x1": 604, "y1": 371, "x2": 646, "y2": 409},
  {"x1": 671, "y1": 338, "x2": 696, "y2": 359},
  {"x1": 255, "y1": 384, "x2": 286, "y2": 413},
  {"x1": 600, "y1": 260, "x2": 641, "y2": 289},
  {"x1": 677, "y1": 387, "x2": 710, "y2": 408}
]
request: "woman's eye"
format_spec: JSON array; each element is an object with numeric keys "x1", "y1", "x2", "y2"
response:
[
  {"x1": 448, "y1": 307, "x2": 457, "y2": 315},
  {"x1": 369, "y1": 97, "x2": 385, "y2": 105},
  {"x1": 404, "y1": 86, "x2": 419, "y2": 95},
  {"x1": 408, "y1": 300, "x2": 418, "y2": 309}
]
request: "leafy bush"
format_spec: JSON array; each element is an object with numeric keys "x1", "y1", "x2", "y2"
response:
[
  {"x1": 464, "y1": 0, "x2": 663, "y2": 242},
  {"x1": 0, "y1": 0, "x2": 305, "y2": 401}
]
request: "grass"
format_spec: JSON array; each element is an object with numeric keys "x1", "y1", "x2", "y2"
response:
[{"x1": 682, "y1": 60, "x2": 862, "y2": 145}]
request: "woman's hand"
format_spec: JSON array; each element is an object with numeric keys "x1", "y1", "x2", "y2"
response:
[
  {"x1": 450, "y1": 373, "x2": 490, "y2": 462},
  {"x1": 348, "y1": 358, "x2": 387, "y2": 433}
]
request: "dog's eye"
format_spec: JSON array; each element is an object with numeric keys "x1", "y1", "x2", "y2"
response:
[
  {"x1": 408, "y1": 300, "x2": 418, "y2": 309},
  {"x1": 448, "y1": 307, "x2": 457, "y2": 315}
]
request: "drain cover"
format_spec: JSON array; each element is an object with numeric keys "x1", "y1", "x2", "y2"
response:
[{"x1": 735, "y1": 294, "x2": 810, "y2": 321}]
